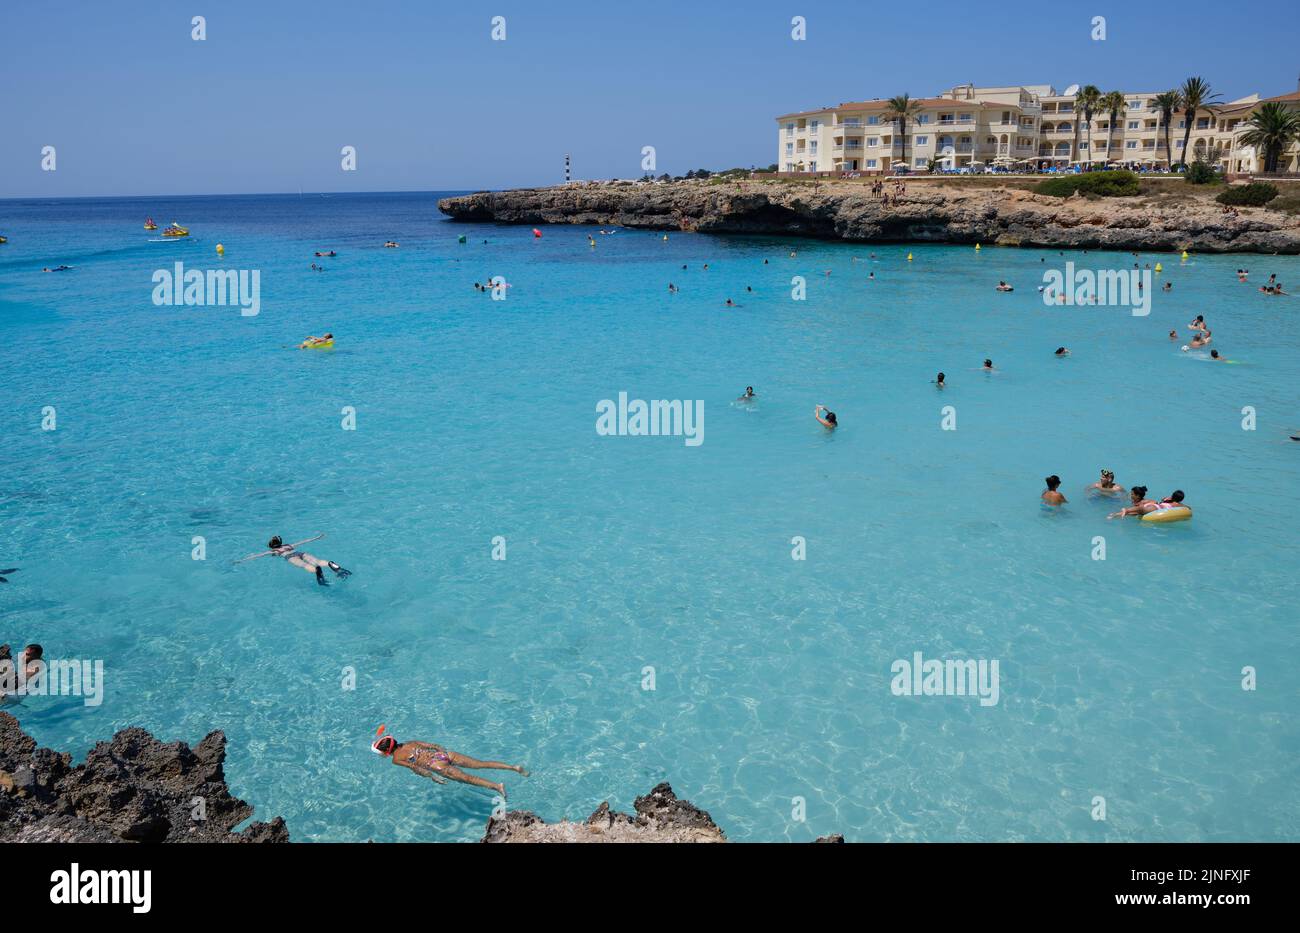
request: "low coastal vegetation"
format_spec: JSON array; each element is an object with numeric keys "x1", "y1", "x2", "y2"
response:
[
  {"x1": 1034, "y1": 170, "x2": 1140, "y2": 198},
  {"x1": 1216, "y1": 182, "x2": 1279, "y2": 207}
]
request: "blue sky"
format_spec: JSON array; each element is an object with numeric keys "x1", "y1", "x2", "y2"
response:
[{"x1": 2, "y1": 0, "x2": 1297, "y2": 196}]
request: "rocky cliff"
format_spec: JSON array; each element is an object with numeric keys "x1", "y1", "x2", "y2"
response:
[
  {"x1": 0, "y1": 711, "x2": 288, "y2": 843},
  {"x1": 438, "y1": 179, "x2": 1300, "y2": 253}
]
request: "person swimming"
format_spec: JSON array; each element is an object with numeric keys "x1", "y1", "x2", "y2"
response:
[
  {"x1": 814, "y1": 405, "x2": 837, "y2": 428},
  {"x1": 384, "y1": 241, "x2": 399, "y2": 248},
  {"x1": 1169, "y1": 329, "x2": 1179, "y2": 341},
  {"x1": 372, "y1": 727, "x2": 528, "y2": 800},
  {"x1": 1190, "y1": 330, "x2": 1212, "y2": 348},
  {"x1": 725, "y1": 298, "x2": 736, "y2": 307},
  {"x1": 1042, "y1": 475, "x2": 1067, "y2": 506},
  {"x1": 1054, "y1": 347, "x2": 1069, "y2": 357},
  {"x1": 1085, "y1": 469, "x2": 1125, "y2": 496},
  {"x1": 1188, "y1": 315, "x2": 1207, "y2": 332},
  {"x1": 1162, "y1": 281, "x2": 1172, "y2": 292},
  {"x1": 982, "y1": 359, "x2": 994, "y2": 371},
  {"x1": 1108, "y1": 486, "x2": 1158, "y2": 519},
  {"x1": 667, "y1": 283, "x2": 678, "y2": 293},
  {"x1": 996, "y1": 281, "x2": 1013, "y2": 292},
  {"x1": 243, "y1": 535, "x2": 351, "y2": 585},
  {"x1": 934, "y1": 372, "x2": 945, "y2": 388},
  {"x1": 298, "y1": 333, "x2": 334, "y2": 348},
  {"x1": 1156, "y1": 490, "x2": 1191, "y2": 514}
]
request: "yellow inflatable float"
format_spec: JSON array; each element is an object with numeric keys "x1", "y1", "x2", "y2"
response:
[{"x1": 1141, "y1": 506, "x2": 1192, "y2": 524}]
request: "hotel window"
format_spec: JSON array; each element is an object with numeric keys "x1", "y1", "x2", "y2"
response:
[
  {"x1": 1126, "y1": 141, "x2": 1138, "y2": 149},
  {"x1": 1128, "y1": 121, "x2": 1138, "y2": 130},
  {"x1": 810, "y1": 142, "x2": 818, "y2": 153},
  {"x1": 1197, "y1": 118, "x2": 1210, "y2": 129},
  {"x1": 866, "y1": 159, "x2": 877, "y2": 168},
  {"x1": 785, "y1": 162, "x2": 794, "y2": 171},
  {"x1": 918, "y1": 115, "x2": 931, "y2": 124},
  {"x1": 916, "y1": 136, "x2": 928, "y2": 145},
  {"x1": 914, "y1": 157, "x2": 927, "y2": 167},
  {"x1": 810, "y1": 120, "x2": 820, "y2": 132},
  {"x1": 1079, "y1": 142, "x2": 1089, "y2": 150},
  {"x1": 809, "y1": 161, "x2": 817, "y2": 172},
  {"x1": 785, "y1": 143, "x2": 793, "y2": 154},
  {"x1": 867, "y1": 137, "x2": 879, "y2": 147},
  {"x1": 1127, "y1": 100, "x2": 1142, "y2": 109},
  {"x1": 867, "y1": 116, "x2": 879, "y2": 125},
  {"x1": 785, "y1": 124, "x2": 794, "y2": 135},
  {"x1": 959, "y1": 113, "x2": 973, "y2": 122}
]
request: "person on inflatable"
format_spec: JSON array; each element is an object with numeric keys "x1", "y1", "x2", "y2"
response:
[{"x1": 1108, "y1": 486, "x2": 1158, "y2": 519}]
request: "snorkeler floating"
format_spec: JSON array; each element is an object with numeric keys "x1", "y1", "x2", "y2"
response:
[
  {"x1": 236, "y1": 535, "x2": 351, "y2": 585},
  {"x1": 371, "y1": 725, "x2": 528, "y2": 800}
]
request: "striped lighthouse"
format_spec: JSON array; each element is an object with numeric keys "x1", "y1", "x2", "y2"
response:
[{"x1": 565, "y1": 153, "x2": 571, "y2": 183}]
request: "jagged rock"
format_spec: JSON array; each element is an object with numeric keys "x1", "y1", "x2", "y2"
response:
[
  {"x1": 439, "y1": 179, "x2": 1300, "y2": 254},
  {"x1": 483, "y1": 782, "x2": 727, "y2": 843},
  {"x1": 815, "y1": 834, "x2": 846, "y2": 843},
  {"x1": 0, "y1": 712, "x2": 288, "y2": 843}
]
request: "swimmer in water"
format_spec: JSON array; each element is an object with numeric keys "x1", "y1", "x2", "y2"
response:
[
  {"x1": 298, "y1": 333, "x2": 334, "y2": 349},
  {"x1": 738, "y1": 386, "x2": 756, "y2": 402},
  {"x1": 1085, "y1": 469, "x2": 1125, "y2": 497},
  {"x1": 245, "y1": 535, "x2": 352, "y2": 586},
  {"x1": 1188, "y1": 315, "x2": 1207, "y2": 332},
  {"x1": 1190, "y1": 330, "x2": 1212, "y2": 348},
  {"x1": 1054, "y1": 347, "x2": 1070, "y2": 357},
  {"x1": 982, "y1": 359, "x2": 994, "y2": 371},
  {"x1": 814, "y1": 405, "x2": 837, "y2": 428},
  {"x1": 868, "y1": 271, "x2": 875, "y2": 280},
  {"x1": 934, "y1": 372, "x2": 945, "y2": 388},
  {"x1": 996, "y1": 281, "x2": 1013, "y2": 292},
  {"x1": 725, "y1": 298, "x2": 736, "y2": 307},
  {"x1": 1042, "y1": 475, "x2": 1067, "y2": 506},
  {"x1": 384, "y1": 241, "x2": 399, "y2": 248},
  {"x1": 372, "y1": 729, "x2": 528, "y2": 800},
  {"x1": 1169, "y1": 329, "x2": 1179, "y2": 341},
  {"x1": 667, "y1": 283, "x2": 678, "y2": 293},
  {"x1": 1108, "y1": 485, "x2": 1158, "y2": 519},
  {"x1": 1162, "y1": 281, "x2": 1172, "y2": 292},
  {"x1": 1210, "y1": 349, "x2": 1222, "y2": 360}
]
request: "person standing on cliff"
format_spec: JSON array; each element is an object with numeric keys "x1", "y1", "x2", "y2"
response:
[{"x1": 371, "y1": 727, "x2": 528, "y2": 800}]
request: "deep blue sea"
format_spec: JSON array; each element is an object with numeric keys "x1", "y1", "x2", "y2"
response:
[{"x1": 1, "y1": 191, "x2": 1297, "y2": 841}]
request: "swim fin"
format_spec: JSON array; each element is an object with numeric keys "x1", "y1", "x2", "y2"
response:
[
  {"x1": 315, "y1": 566, "x2": 329, "y2": 586},
  {"x1": 327, "y1": 561, "x2": 351, "y2": 578},
  {"x1": 0, "y1": 568, "x2": 15, "y2": 583}
]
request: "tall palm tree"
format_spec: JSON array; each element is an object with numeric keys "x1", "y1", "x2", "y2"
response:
[
  {"x1": 1152, "y1": 90, "x2": 1182, "y2": 168},
  {"x1": 1177, "y1": 76, "x2": 1222, "y2": 168},
  {"x1": 1075, "y1": 85, "x2": 1102, "y2": 165},
  {"x1": 885, "y1": 94, "x2": 921, "y2": 172},
  {"x1": 1100, "y1": 90, "x2": 1127, "y2": 167},
  {"x1": 1238, "y1": 101, "x2": 1300, "y2": 173}
]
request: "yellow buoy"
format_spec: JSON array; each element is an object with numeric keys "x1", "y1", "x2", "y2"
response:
[
  {"x1": 1181, "y1": 250, "x2": 1189, "y2": 261},
  {"x1": 662, "y1": 234, "x2": 668, "y2": 241},
  {"x1": 907, "y1": 252, "x2": 913, "y2": 262},
  {"x1": 975, "y1": 243, "x2": 981, "y2": 251},
  {"x1": 215, "y1": 243, "x2": 224, "y2": 255},
  {"x1": 1154, "y1": 262, "x2": 1162, "y2": 273}
]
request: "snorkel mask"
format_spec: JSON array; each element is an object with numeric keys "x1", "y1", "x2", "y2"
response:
[{"x1": 371, "y1": 724, "x2": 396, "y2": 756}]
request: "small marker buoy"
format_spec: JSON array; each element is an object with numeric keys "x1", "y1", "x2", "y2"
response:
[
  {"x1": 1180, "y1": 250, "x2": 1189, "y2": 261},
  {"x1": 1154, "y1": 262, "x2": 1163, "y2": 273},
  {"x1": 458, "y1": 235, "x2": 466, "y2": 244},
  {"x1": 907, "y1": 252, "x2": 913, "y2": 262},
  {"x1": 532, "y1": 228, "x2": 542, "y2": 238},
  {"x1": 662, "y1": 234, "x2": 668, "y2": 241},
  {"x1": 215, "y1": 243, "x2": 224, "y2": 255},
  {"x1": 975, "y1": 243, "x2": 981, "y2": 251}
]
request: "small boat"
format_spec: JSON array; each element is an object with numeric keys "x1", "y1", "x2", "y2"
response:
[
  {"x1": 161, "y1": 222, "x2": 190, "y2": 238},
  {"x1": 144, "y1": 217, "x2": 158, "y2": 230}
]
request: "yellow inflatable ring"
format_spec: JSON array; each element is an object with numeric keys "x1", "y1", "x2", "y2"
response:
[
  {"x1": 301, "y1": 339, "x2": 334, "y2": 350},
  {"x1": 1141, "y1": 507, "x2": 1191, "y2": 523}
]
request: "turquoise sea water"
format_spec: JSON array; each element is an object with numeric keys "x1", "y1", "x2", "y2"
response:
[{"x1": 1, "y1": 191, "x2": 1297, "y2": 842}]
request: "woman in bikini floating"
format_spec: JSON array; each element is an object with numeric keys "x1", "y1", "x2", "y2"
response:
[
  {"x1": 251, "y1": 535, "x2": 351, "y2": 585},
  {"x1": 372, "y1": 728, "x2": 528, "y2": 799}
]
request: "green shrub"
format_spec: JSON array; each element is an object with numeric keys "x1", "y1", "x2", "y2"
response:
[
  {"x1": 1184, "y1": 160, "x2": 1222, "y2": 185},
  {"x1": 1215, "y1": 182, "x2": 1279, "y2": 207},
  {"x1": 1034, "y1": 170, "x2": 1140, "y2": 198}
]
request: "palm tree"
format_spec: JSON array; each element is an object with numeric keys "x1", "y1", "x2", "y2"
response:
[
  {"x1": 1238, "y1": 101, "x2": 1300, "y2": 173},
  {"x1": 1100, "y1": 90, "x2": 1127, "y2": 168},
  {"x1": 1152, "y1": 90, "x2": 1181, "y2": 168},
  {"x1": 1177, "y1": 76, "x2": 1222, "y2": 168},
  {"x1": 885, "y1": 94, "x2": 921, "y2": 172},
  {"x1": 1075, "y1": 85, "x2": 1102, "y2": 165}
]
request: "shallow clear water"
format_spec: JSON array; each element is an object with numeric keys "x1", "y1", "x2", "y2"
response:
[{"x1": 1, "y1": 191, "x2": 1297, "y2": 842}]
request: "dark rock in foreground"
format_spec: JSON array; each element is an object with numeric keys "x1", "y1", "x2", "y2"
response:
[
  {"x1": 0, "y1": 711, "x2": 288, "y2": 843},
  {"x1": 483, "y1": 782, "x2": 727, "y2": 843},
  {"x1": 439, "y1": 179, "x2": 1300, "y2": 254}
]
